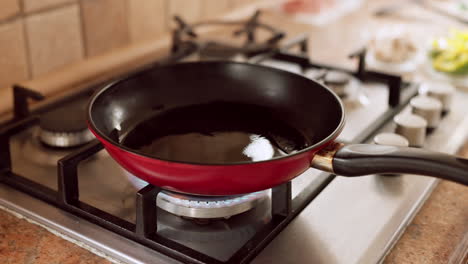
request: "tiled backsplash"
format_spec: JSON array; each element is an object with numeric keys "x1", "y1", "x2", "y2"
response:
[{"x1": 0, "y1": 0, "x2": 254, "y2": 91}]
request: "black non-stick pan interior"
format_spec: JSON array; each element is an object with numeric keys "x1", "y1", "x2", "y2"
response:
[{"x1": 88, "y1": 62, "x2": 344, "y2": 161}]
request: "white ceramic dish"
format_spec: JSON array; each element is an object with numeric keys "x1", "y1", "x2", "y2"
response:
[{"x1": 366, "y1": 47, "x2": 424, "y2": 75}]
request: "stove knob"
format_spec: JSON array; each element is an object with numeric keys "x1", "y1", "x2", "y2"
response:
[
  {"x1": 419, "y1": 82, "x2": 454, "y2": 115},
  {"x1": 394, "y1": 113, "x2": 427, "y2": 147},
  {"x1": 373, "y1": 132, "x2": 409, "y2": 147},
  {"x1": 410, "y1": 95, "x2": 443, "y2": 130}
]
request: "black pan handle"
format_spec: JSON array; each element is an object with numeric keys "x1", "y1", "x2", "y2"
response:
[{"x1": 311, "y1": 143, "x2": 468, "y2": 186}]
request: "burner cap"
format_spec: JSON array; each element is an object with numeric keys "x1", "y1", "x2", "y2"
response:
[
  {"x1": 157, "y1": 190, "x2": 269, "y2": 219},
  {"x1": 324, "y1": 70, "x2": 351, "y2": 85},
  {"x1": 39, "y1": 99, "x2": 94, "y2": 147},
  {"x1": 323, "y1": 70, "x2": 353, "y2": 98}
]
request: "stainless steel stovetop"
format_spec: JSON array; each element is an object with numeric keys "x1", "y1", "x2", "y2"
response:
[{"x1": 1, "y1": 13, "x2": 468, "y2": 264}]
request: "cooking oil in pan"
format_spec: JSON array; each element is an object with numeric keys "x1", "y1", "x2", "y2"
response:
[{"x1": 121, "y1": 102, "x2": 310, "y2": 164}]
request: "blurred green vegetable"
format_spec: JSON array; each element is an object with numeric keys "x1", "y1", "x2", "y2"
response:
[
  {"x1": 430, "y1": 29, "x2": 468, "y2": 75},
  {"x1": 460, "y1": 2, "x2": 468, "y2": 11}
]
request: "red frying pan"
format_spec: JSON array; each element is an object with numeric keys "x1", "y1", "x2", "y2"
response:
[{"x1": 87, "y1": 62, "x2": 468, "y2": 195}]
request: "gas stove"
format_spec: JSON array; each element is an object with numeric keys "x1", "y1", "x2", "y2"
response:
[{"x1": 1, "y1": 11, "x2": 468, "y2": 264}]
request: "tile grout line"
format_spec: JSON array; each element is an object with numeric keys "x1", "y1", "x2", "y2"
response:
[
  {"x1": 19, "y1": 0, "x2": 33, "y2": 80},
  {"x1": 0, "y1": 12, "x2": 20, "y2": 24},
  {"x1": 77, "y1": 0, "x2": 88, "y2": 58}
]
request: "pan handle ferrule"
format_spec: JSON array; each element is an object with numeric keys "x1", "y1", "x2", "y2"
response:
[{"x1": 311, "y1": 142, "x2": 344, "y2": 173}]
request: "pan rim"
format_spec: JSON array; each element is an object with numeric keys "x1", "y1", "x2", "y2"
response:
[{"x1": 87, "y1": 61, "x2": 346, "y2": 166}]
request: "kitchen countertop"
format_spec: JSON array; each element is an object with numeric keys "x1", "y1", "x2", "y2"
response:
[
  {"x1": 0, "y1": 209, "x2": 110, "y2": 264},
  {"x1": 384, "y1": 181, "x2": 468, "y2": 264},
  {"x1": 1, "y1": 0, "x2": 467, "y2": 263}
]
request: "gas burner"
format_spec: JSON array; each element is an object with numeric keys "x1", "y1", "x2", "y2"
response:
[
  {"x1": 19, "y1": 128, "x2": 105, "y2": 167},
  {"x1": 39, "y1": 129, "x2": 94, "y2": 148},
  {"x1": 123, "y1": 171, "x2": 269, "y2": 219},
  {"x1": 156, "y1": 190, "x2": 269, "y2": 219},
  {"x1": 171, "y1": 11, "x2": 286, "y2": 60},
  {"x1": 323, "y1": 70, "x2": 353, "y2": 98},
  {"x1": 197, "y1": 43, "x2": 250, "y2": 61},
  {"x1": 38, "y1": 99, "x2": 94, "y2": 148},
  {"x1": 306, "y1": 69, "x2": 369, "y2": 107},
  {"x1": 22, "y1": 129, "x2": 74, "y2": 166}
]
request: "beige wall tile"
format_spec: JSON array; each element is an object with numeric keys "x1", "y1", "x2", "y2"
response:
[
  {"x1": 25, "y1": 5, "x2": 84, "y2": 77},
  {"x1": 128, "y1": 0, "x2": 167, "y2": 43},
  {"x1": 23, "y1": 0, "x2": 75, "y2": 13},
  {"x1": 0, "y1": 20, "x2": 29, "y2": 88},
  {"x1": 201, "y1": 0, "x2": 230, "y2": 19},
  {"x1": 168, "y1": 0, "x2": 201, "y2": 24},
  {"x1": 80, "y1": 0, "x2": 129, "y2": 56},
  {"x1": 0, "y1": 0, "x2": 20, "y2": 21}
]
